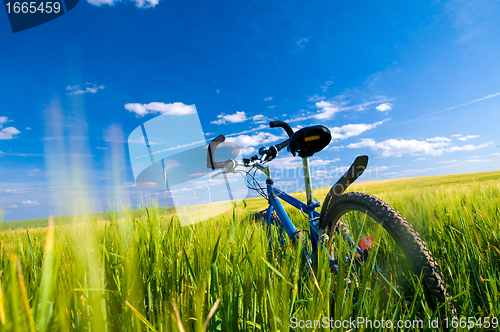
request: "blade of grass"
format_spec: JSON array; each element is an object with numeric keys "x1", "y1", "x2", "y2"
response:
[{"x1": 125, "y1": 301, "x2": 157, "y2": 332}]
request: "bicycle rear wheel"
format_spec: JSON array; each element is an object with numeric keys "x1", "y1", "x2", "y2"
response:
[{"x1": 320, "y1": 192, "x2": 455, "y2": 317}]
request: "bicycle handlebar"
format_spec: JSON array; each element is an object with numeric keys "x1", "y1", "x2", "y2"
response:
[
  {"x1": 207, "y1": 120, "x2": 294, "y2": 170},
  {"x1": 207, "y1": 134, "x2": 234, "y2": 170},
  {"x1": 268, "y1": 120, "x2": 293, "y2": 158},
  {"x1": 274, "y1": 138, "x2": 289, "y2": 152},
  {"x1": 269, "y1": 121, "x2": 294, "y2": 137}
]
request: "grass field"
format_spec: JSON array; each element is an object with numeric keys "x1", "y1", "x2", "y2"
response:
[{"x1": 0, "y1": 170, "x2": 499, "y2": 331}]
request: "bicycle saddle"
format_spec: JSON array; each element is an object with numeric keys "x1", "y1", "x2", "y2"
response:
[{"x1": 288, "y1": 125, "x2": 332, "y2": 158}]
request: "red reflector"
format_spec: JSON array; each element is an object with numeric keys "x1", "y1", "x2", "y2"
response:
[{"x1": 358, "y1": 236, "x2": 373, "y2": 251}]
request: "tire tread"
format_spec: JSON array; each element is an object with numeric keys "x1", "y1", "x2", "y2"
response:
[{"x1": 322, "y1": 192, "x2": 455, "y2": 315}]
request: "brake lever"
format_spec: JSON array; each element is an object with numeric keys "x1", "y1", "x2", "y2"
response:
[
  {"x1": 257, "y1": 146, "x2": 277, "y2": 162},
  {"x1": 211, "y1": 159, "x2": 238, "y2": 179}
]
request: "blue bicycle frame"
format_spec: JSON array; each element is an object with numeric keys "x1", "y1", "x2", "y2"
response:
[{"x1": 258, "y1": 157, "x2": 372, "y2": 276}]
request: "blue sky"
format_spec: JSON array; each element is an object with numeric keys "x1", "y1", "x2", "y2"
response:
[{"x1": 1, "y1": 0, "x2": 499, "y2": 221}]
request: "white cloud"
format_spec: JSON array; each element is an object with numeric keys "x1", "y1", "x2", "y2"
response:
[
  {"x1": 264, "y1": 96, "x2": 273, "y2": 101},
  {"x1": 492, "y1": 152, "x2": 500, "y2": 156},
  {"x1": 404, "y1": 92, "x2": 500, "y2": 124},
  {"x1": 457, "y1": 135, "x2": 479, "y2": 141},
  {"x1": 321, "y1": 80, "x2": 334, "y2": 91},
  {"x1": 145, "y1": 102, "x2": 194, "y2": 115},
  {"x1": 381, "y1": 167, "x2": 436, "y2": 177},
  {"x1": 314, "y1": 100, "x2": 341, "y2": 120},
  {"x1": 135, "y1": 140, "x2": 208, "y2": 160},
  {"x1": 0, "y1": 117, "x2": 20, "y2": 140},
  {"x1": 309, "y1": 158, "x2": 340, "y2": 166},
  {"x1": 252, "y1": 114, "x2": 265, "y2": 122},
  {"x1": 252, "y1": 114, "x2": 271, "y2": 124},
  {"x1": 268, "y1": 156, "x2": 303, "y2": 169},
  {"x1": 122, "y1": 182, "x2": 137, "y2": 188},
  {"x1": 0, "y1": 127, "x2": 20, "y2": 140},
  {"x1": 448, "y1": 92, "x2": 500, "y2": 110},
  {"x1": 87, "y1": 0, "x2": 119, "y2": 5},
  {"x1": 314, "y1": 166, "x2": 350, "y2": 177},
  {"x1": 371, "y1": 166, "x2": 390, "y2": 171},
  {"x1": 376, "y1": 103, "x2": 392, "y2": 112},
  {"x1": 125, "y1": 102, "x2": 195, "y2": 117},
  {"x1": 6, "y1": 189, "x2": 27, "y2": 193},
  {"x1": 22, "y1": 200, "x2": 39, "y2": 205},
  {"x1": 445, "y1": 142, "x2": 491, "y2": 153},
  {"x1": 308, "y1": 94, "x2": 325, "y2": 102},
  {"x1": 133, "y1": 0, "x2": 159, "y2": 7},
  {"x1": 297, "y1": 38, "x2": 308, "y2": 47},
  {"x1": 330, "y1": 119, "x2": 389, "y2": 141},
  {"x1": 169, "y1": 187, "x2": 192, "y2": 193},
  {"x1": 87, "y1": 0, "x2": 159, "y2": 7},
  {"x1": 266, "y1": 156, "x2": 340, "y2": 171},
  {"x1": 439, "y1": 157, "x2": 492, "y2": 168},
  {"x1": 192, "y1": 175, "x2": 239, "y2": 189},
  {"x1": 25, "y1": 127, "x2": 31, "y2": 130},
  {"x1": 328, "y1": 145, "x2": 345, "y2": 151},
  {"x1": 427, "y1": 137, "x2": 451, "y2": 142},
  {"x1": 225, "y1": 132, "x2": 285, "y2": 148},
  {"x1": 413, "y1": 157, "x2": 426, "y2": 161},
  {"x1": 240, "y1": 147, "x2": 256, "y2": 155},
  {"x1": 345, "y1": 99, "x2": 392, "y2": 112},
  {"x1": 136, "y1": 182, "x2": 158, "y2": 189},
  {"x1": 288, "y1": 98, "x2": 393, "y2": 123},
  {"x1": 67, "y1": 84, "x2": 106, "y2": 95},
  {"x1": 224, "y1": 124, "x2": 267, "y2": 137},
  {"x1": 211, "y1": 111, "x2": 248, "y2": 125},
  {"x1": 0, "y1": 152, "x2": 41, "y2": 157},
  {"x1": 124, "y1": 103, "x2": 148, "y2": 116},
  {"x1": 348, "y1": 137, "x2": 492, "y2": 157}
]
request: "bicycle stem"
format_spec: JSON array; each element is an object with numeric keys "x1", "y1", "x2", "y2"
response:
[{"x1": 254, "y1": 162, "x2": 271, "y2": 180}]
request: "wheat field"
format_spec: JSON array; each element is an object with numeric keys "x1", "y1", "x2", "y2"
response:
[{"x1": 0, "y1": 171, "x2": 499, "y2": 331}]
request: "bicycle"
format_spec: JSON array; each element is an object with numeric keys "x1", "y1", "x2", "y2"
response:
[{"x1": 207, "y1": 120, "x2": 455, "y2": 317}]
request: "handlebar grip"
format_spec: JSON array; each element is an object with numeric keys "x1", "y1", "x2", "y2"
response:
[
  {"x1": 269, "y1": 121, "x2": 294, "y2": 137},
  {"x1": 207, "y1": 135, "x2": 233, "y2": 170},
  {"x1": 265, "y1": 139, "x2": 289, "y2": 160},
  {"x1": 275, "y1": 139, "x2": 289, "y2": 152}
]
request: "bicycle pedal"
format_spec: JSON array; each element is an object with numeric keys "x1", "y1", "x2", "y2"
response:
[{"x1": 358, "y1": 236, "x2": 374, "y2": 251}]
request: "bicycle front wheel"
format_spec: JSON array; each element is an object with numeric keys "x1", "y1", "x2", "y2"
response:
[{"x1": 320, "y1": 192, "x2": 454, "y2": 316}]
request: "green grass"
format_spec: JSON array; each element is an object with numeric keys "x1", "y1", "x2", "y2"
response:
[
  {"x1": 0, "y1": 170, "x2": 499, "y2": 331},
  {"x1": 0, "y1": 207, "x2": 176, "y2": 231}
]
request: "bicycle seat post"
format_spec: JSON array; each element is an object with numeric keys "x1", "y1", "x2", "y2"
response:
[{"x1": 302, "y1": 157, "x2": 313, "y2": 205}]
